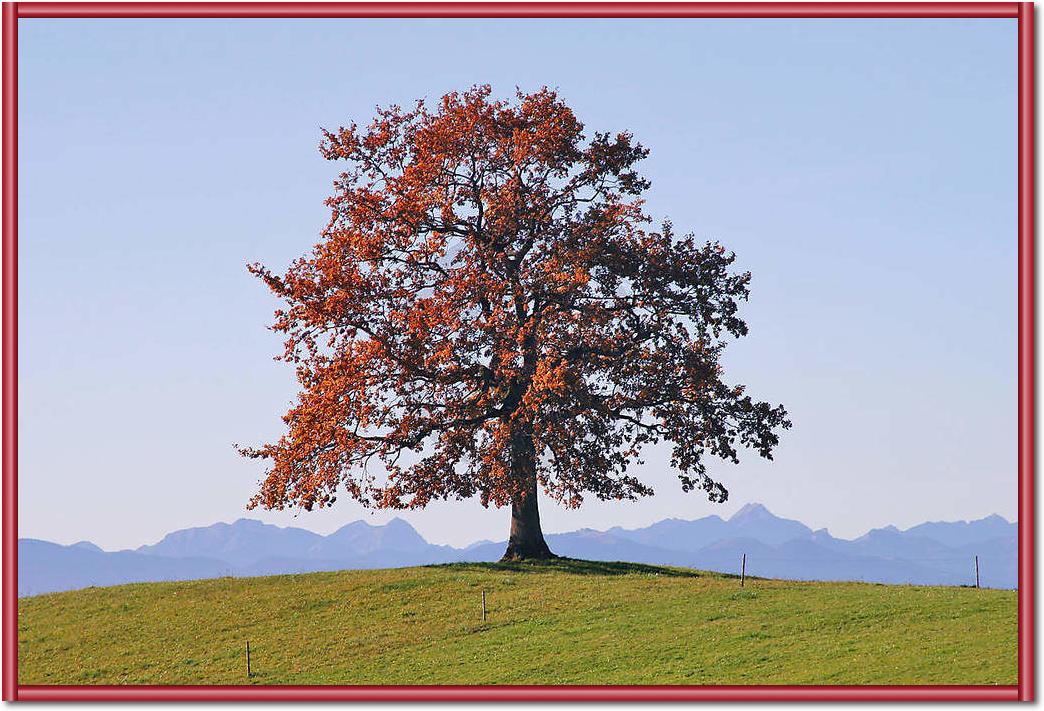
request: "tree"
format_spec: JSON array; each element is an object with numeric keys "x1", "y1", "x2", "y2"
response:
[{"x1": 240, "y1": 86, "x2": 790, "y2": 561}]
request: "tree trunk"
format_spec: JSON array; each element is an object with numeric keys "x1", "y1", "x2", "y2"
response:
[{"x1": 500, "y1": 431, "x2": 555, "y2": 561}]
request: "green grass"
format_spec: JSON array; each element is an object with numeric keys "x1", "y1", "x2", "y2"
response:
[{"x1": 18, "y1": 559, "x2": 1016, "y2": 685}]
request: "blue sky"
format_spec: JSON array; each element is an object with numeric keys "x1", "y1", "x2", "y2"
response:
[{"x1": 18, "y1": 18, "x2": 1016, "y2": 550}]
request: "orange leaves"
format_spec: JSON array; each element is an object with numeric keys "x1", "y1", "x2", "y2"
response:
[{"x1": 241, "y1": 85, "x2": 789, "y2": 519}]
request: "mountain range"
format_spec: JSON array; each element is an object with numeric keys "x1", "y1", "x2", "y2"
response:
[{"x1": 18, "y1": 503, "x2": 1017, "y2": 596}]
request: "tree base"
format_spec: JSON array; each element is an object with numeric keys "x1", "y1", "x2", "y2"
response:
[{"x1": 499, "y1": 539, "x2": 557, "y2": 562}]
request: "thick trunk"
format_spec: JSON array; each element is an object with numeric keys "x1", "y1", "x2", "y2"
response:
[{"x1": 500, "y1": 431, "x2": 555, "y2": 561}]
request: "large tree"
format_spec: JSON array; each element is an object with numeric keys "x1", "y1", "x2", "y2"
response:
[{"x1": 241, "y1": 86, "x2": 790, "y2": 560}]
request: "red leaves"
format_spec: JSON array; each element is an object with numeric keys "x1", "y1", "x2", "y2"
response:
[{"x1": 242, "y1": 86, "x2": 789, "y2": 516}]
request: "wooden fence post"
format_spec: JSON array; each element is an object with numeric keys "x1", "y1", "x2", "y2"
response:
[
  {"x1": 246, "y1": 640, "x2": 252, "y2": 678},
  {"x1": 482, "y1": 591, "x2": 487, "y2": 621},
  {"x1": 740, "y1": 553, "x2": 746, "y2": 587},
  {"x1": 975, "y1": 556, "x2": 980, "y2": 589}
]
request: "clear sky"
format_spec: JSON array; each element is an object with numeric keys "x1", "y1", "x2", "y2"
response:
[{"x1": 18, "y1": 17, "x2": 1016, "y2": 550}]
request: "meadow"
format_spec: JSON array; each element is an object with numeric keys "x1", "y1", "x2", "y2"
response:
[{"x1": 18, "y1": 559, "x2": 1016, "y2": 685}]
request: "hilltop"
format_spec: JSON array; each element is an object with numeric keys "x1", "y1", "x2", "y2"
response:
[{"x1": 18, "y1": 559, "x2": 1015, "y2": 685}]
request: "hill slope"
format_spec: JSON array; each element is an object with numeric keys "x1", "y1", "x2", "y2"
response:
[{"x1": 18, "y1": 560, "x2": 1015, "y2": 685}]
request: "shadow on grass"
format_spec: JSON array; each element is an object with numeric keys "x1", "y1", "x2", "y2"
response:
[{"x1": 431, "y1": 557, "x2": 703, "y2": 578}]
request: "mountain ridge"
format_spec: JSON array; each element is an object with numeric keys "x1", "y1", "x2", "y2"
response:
[{"x1": 19, "y1": 504, "x2": 1017, "y2": 596}]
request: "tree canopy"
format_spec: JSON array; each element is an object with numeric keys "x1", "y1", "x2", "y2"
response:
[{"x1": 241, "y1": 85, "x2": 790, "y2": 559}]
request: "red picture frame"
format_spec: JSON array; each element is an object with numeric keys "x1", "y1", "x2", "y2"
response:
[{"x1": 1, "y1": 1, "x2": 1034, "y2": 701}]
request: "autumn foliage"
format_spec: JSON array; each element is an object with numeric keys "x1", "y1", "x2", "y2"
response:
[{"x1": 242, "y1": 86, "x2": 790, "y2": 560}]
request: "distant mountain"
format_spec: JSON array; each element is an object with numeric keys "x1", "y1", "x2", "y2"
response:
[
  {"x1": 137, "y1": 518, "x2": 325, "y2": 567},
  {"x1": 19, "y1": 505, "x2": 1018, "y2": 596},
  {"x1": 604, "y1": 503, "x2": 812, "y2": 553},
  {"x1": 71, "y1": 541, "x2": 103, "y2": 553},
  {"x1": 722, "y1": 503, "x2": 814, "y2": 545},
  {"x1": 309, "y1": 518, "x2": 436, "y2": 559},
  {"x1": 905, "y1": 515, "x2": 1016, "y2": 548},
  {"x1": 604, "y1": 516, "x2": 729, "y2": 553},
  {"x1": 135, "y1": 517, "x2": 465, "y2": 577},
  {"x1": 18, "y1": 539, "x2": 230, "y2": 597},
  {"x1": 565, "y1": 507, "x2": 1015, "y2": 588}
]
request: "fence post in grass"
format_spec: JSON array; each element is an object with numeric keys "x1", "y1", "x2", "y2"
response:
[
  {"x1": 975, "y1": 555, "x2": 980, "y2": 589},
  {"x1": 482, "y1": 591, "x2": 487, "y2": 621},
  {"x1": 740, "y1": 553, "x2": 746, "y2": 587},
  {"x1": 246, "y1": 641, "x2": 252, "y2": 678}
]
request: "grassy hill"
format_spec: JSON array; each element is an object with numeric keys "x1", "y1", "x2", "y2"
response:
[{"x1": 18, "y1": 559, "x2": 1016, "y2": 685}]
